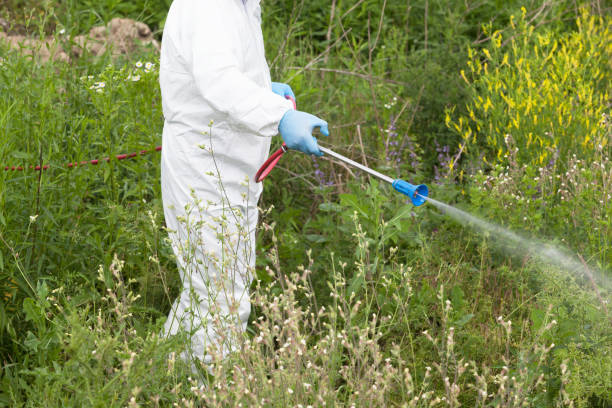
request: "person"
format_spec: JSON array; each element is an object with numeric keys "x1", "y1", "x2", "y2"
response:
[{"x1": 159, "y1": 0, "x2": 328, "y2": 372}]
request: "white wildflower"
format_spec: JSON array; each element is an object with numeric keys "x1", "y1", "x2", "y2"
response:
[{"x1": 90, "y1": 82, "x2": 106, "y2": 92}]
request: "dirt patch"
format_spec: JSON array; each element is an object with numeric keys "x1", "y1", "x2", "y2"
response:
[
  {"x1": 73, "y1": 18, "x2": 160, "y2": 58},
  {"x1": 0, "y1": 31, "x2": 71, "y2": 62},
  {"x1": 0, "y1": 18, "x2": 159, "y2": 62}
]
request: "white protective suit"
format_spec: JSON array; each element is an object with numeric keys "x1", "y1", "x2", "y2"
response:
[{"x1": 159, "y1": 0, "x2": 293, "y2": 366}]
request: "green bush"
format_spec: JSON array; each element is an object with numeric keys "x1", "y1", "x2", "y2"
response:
[
  {"x1": 449, "y1": 9, "x2": 611, "y2": 168},
  {"x1": 0, "y1": 47, "x2": 174, "y2": 343}
]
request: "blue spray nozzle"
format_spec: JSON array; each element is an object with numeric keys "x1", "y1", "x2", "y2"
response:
[{"x1": 392, "y1": 179, "x2": 429, "y2": 206}]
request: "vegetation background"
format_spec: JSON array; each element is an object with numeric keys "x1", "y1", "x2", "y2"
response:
[{"x1": 0, "y1": 0, "x2": 610, "y2": 406}]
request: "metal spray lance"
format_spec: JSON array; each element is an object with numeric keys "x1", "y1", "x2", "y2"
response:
[{"x1": 255, "y1": 141, "x2": 428, "y2": 206}]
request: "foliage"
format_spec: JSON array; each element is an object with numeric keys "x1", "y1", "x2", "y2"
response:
[
  {"x1": 445, "y1": 7, "x2": 612, "y2": 405},
  {"x1": 449, "y1": 9, "x2": 611, "y2": 168},
  {"x1": 0, "y1": 46, "x2": 173, "y2": 342},
  {"x1": 464, "y1": 134, "x2": 612, "y2": 405},
  {"x1": 1, "y1": 1, "x2": 611, "y2": 407}
]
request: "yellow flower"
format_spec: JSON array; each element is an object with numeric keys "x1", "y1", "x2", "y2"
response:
[
  {"x1": 483, "y1": 97, "x2": 493, "y2": 113},
  {"x1": 501, "y1": 53, "x2": 509, "y2": 66}
]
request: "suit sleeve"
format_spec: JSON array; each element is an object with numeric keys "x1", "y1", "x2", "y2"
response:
[{"x1": 188, "y1": 2, "x2": 293, "y2": 137}]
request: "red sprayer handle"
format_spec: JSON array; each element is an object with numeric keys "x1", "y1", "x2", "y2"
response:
[
  {"x1": 254, "y1": 95, "x2": 296, "y2": 183},
  {"x1": 254, "y1": 143, "x2": 288, "y2": 182}
]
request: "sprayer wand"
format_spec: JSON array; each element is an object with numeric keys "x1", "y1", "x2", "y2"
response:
[
  {"x1": 320, "y1": 146, "x2": 428, "y2": 205},
  {"x1": 255, "y1": 142, "x2": 428, "y2": 206}
]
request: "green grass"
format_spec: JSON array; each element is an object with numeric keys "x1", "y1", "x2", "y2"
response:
[{"x1": 1, "y1": 1, "x2": 610, "y2": 406}]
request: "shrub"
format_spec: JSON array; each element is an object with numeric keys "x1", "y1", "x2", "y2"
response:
[{"x1": 449, "y1": 9, "x2": 611, "y2": 169}]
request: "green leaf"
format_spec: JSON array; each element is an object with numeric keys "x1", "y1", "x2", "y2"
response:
[
  {"x1": 381, "y1": 229, "x2": 399, "y2": 244},
  {"x1": 339, "y1": 193, "x2": 369, "y2": 219},
  {"x1": 319, "y1": 202, "x2": 342, "y2": 212},
  {"x1": 386, "y1": 205, "x2": 413, "y2": 227},
  {"x1": 347, "y1": 270, "x2": 365, "y2": 297},
  {"x1": 23, "y1": 331, "x2": 40, "y2": 352},
  {"x1": 23, "y1": 298, "x2": 41, "y2": 323},
  {"x1": 305, "y1": 234, "x2": 327, "y2": 244},
  {"x1": 11, "y1": 151, "x2": 33, "y2": 160},
  {"x1": 453, "y1": 313, "x2": 474, "y2": 327},
  {"x1": 450, "y1": 286, "x2": 465, "y2": 311},
  {"x1": 70, "y1": 290, "x2": 100, "y2": 307}
]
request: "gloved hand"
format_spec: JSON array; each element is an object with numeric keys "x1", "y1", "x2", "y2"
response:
[
  {"x1": 279, "y1": 110, "x2": 329, "y2": 156},
  {"x1": 271, "y1": 82, "x2": 296, "y2": 100}
]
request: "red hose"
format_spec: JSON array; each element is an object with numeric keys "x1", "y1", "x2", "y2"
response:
[{"x1": 3, "y1": 146, "x2": 162, "y2": 172}]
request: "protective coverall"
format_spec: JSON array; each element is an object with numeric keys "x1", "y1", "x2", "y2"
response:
[{"x1": 160, "y1": 0, "x2": 295, "y2": 367}]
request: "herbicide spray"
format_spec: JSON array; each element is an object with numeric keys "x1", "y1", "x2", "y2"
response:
[
  {"x1": 419, "y1": 194, "x2": 611, "y2": 291},
  {"x1": 257, "y1": 142, "x2": 610, "y2": 293}
]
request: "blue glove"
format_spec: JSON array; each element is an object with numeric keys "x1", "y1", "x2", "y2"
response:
[
  {"x1": 271, "y1": 82, "x2": 296, "y2": 100},
  {"x1": 279, "y1": 110, "x2": 329, "y2": 156}
]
